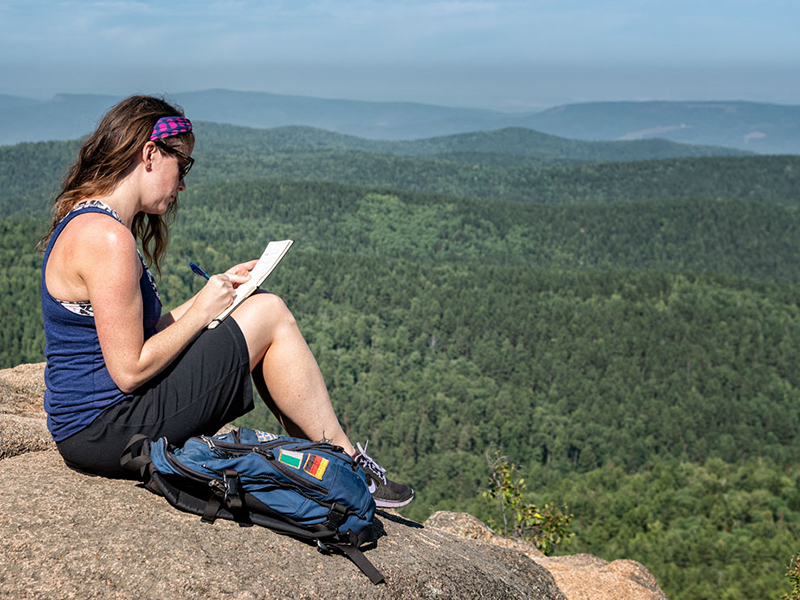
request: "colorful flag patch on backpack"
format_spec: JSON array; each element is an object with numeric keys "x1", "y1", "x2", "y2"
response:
[
  {"x1": 304, "y1": 454, "x2": 329, "y2": 480},
  {"x1": 255, "y1": 430, "x2": 278, "y2": 442},
  {"x1": 279, "y1": 449, "x2": 303, "y2": 469}
]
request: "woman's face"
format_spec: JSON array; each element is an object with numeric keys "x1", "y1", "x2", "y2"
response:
[
  {"x1": 144, "y1": 139, "x2": 194, "y2": 214},
  {"x1": 156, "y1": 139, "x2": 195, "y2": 181}
]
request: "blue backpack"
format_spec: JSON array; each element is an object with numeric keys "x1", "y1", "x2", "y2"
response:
[{"x1": 121, "y1": 427, "x2": 383, "y2": 583}]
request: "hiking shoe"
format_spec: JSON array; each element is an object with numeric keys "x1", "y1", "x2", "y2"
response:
[{"x1": 354, "y1": 441, "x2": 415, "y2": 508}]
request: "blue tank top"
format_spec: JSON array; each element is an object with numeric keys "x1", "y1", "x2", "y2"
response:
[{"x1": 41, "y1": 201, "x2": 162, "y2": 442}]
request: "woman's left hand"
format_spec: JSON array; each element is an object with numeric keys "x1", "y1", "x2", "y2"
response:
[{"x1": 226, "y1": 260, "x2": 258, "y2": 288}]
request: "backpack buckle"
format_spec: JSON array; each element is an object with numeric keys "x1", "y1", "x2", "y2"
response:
[
  {"x1": 221, "y1": 469, "x2": 242, "y2": 509},
  {"x1": 324, "y1": 502, "x2": 348, "y2": 530},
  {"x1": 207, "y1": 469, "x2": 243, "y2": 509}
]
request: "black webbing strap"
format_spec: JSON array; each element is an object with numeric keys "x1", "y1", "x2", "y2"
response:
[
  {"x1": 202, "y1": 470, "x2": 243, "y2": 523},
  {"x1": 119, "y1": 435, "x2": 152, "y2": 476},
  {"x1": 330, "y1": 543, "x2": 385, "y2": 585},
  {"x1": 323, "y1": 502, "x2": 348, "y2": 531},
  {"x1": 250, "y1": 513, "x2": 328, "y2": 539},
  {"x1": 222, "y1": 469, "x2": 243, "y2": 509},
  {"x1": 202, "y1": 495, "x2": 222, "y2": 524}
]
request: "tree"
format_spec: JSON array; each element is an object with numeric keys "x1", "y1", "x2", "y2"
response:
[{"x1": 483, "y1": 447, "x2": 573, "y2": 555}]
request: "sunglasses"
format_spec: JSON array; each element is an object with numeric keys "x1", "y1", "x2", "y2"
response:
[{"x1": 154, "y1": 139, "x2": 195, "y2": 180}]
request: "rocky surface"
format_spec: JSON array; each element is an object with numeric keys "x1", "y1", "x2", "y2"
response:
[
  {"x1": 426, "y1": 512, "x2": 667, "y2": 600},
  {"x1": 0, "y1": 363, "x2": 53, "y2": 460},
  {"x1": 0, "y1": 363, "x2": 667, "y2": 599}
]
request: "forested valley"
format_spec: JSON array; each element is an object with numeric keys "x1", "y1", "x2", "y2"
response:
[{"x1": 2, "y1": 124, "x2": 799, "y2": 599}]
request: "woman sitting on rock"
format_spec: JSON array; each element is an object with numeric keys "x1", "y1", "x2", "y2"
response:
[{"x1": 39, "y1": 94, "x2": 413, "y2": 508}]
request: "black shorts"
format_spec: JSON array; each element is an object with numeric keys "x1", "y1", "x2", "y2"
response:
[{"x1": 56, "y1": 317, "x2": 255, "y2": 478}]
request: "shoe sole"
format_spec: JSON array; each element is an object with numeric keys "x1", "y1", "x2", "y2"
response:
[{"x1": 374, "y1": 493, "x2": 415, "y2": 508}]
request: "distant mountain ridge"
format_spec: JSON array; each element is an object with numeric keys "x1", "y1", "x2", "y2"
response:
[
  {"x1": 195, "y1": 122, "x2": 749, "y2": 163},
  {"x1": 0, "y1": 89, "x2": 797, "y2": 153},
  {"x1": 0, "y1": 126, "x2": 768, "y2": 218},
  {"x1": 521, "y1": 100, "x2": 800, "y2": 155}
]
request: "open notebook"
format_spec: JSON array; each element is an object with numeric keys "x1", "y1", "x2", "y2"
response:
[{"x1": 208, "y1": 240, "x2": 293, "y2": 329}]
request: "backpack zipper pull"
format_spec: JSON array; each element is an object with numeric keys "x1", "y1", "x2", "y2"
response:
[
  {"x1": 201, "y1": 435, "x2": 226, "y2": 458},
  {"x1": 254, "y1": 447, "x2": 275, "y2": 460}
]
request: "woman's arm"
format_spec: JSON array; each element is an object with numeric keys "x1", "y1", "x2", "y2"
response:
[{"x1": 81, "y1": 221, "x2": 249, "y2": 393}]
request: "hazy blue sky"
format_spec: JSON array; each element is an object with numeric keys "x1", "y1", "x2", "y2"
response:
[{"x1": 1, "y1": 0, "x2": 798, "y2": 110}]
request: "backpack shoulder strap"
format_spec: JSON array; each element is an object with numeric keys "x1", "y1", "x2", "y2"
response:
[
  {"x1": 120, "y1": 434, "x2": 163, "y2": 495},
  {"x1": 120, "y1": 434, "x2": 153, "y2": 474}
]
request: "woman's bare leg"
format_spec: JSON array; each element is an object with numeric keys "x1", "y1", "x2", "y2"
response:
[
  {"x1": 230, "y1": 293, "x2": 355, "y2": 456},
  {"x1": 232, "y1": 293, "x2": 415, "y2": 507}
]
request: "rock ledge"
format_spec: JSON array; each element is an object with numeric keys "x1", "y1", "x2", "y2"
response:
[{"x1": 0, "y1": 363, "x2": 666, "y2": 599}]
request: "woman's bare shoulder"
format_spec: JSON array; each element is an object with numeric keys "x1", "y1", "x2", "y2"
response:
[
  {"x1": 60, "y1": 211, "x2": 136, "y2": 256},
  {"x1": 47, "y1": 210, "x2": 139, "y2": 301}
]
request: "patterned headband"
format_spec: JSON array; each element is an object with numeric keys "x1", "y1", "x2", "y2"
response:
[{"x1": 149, "y1": 116, "x2": 192, "y2": 141}]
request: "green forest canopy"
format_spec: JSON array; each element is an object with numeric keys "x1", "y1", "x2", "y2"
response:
[
  {"x1": 0, "y1": 125, "x2": 796, "y2": 217},
  {"x1": 3, "y1": 127, "x2": 800, "y2": 599}
]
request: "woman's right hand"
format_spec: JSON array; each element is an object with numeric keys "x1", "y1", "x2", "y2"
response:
[{"x1": 191, "y1": 271, "x2": 252, "y2": 321}]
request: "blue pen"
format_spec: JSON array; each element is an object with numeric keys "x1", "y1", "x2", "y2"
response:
[{"x1": 189, "y1": 262, "x2": 211, "y2": 280}]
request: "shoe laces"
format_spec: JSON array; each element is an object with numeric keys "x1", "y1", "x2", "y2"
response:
[{"x1": 356, "y1": 441, "x2": 387, "y2": 484}]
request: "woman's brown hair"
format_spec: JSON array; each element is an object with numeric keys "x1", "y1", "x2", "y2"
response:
[{"x1": 39, "y1": 95, "x2": 194, "y2": 275}]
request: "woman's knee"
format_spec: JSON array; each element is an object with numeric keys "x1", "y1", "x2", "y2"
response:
[
  {"x1": 231, "y1": 293, "x2": 298, "y2": 359},
  {"x1": 250, "y1": 292, "x2": 296, "y2": 327}
]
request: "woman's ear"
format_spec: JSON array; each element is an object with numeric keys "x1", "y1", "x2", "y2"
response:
[{"x1": 142, "y1": 141, "x2": 157, "y2": 172}]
